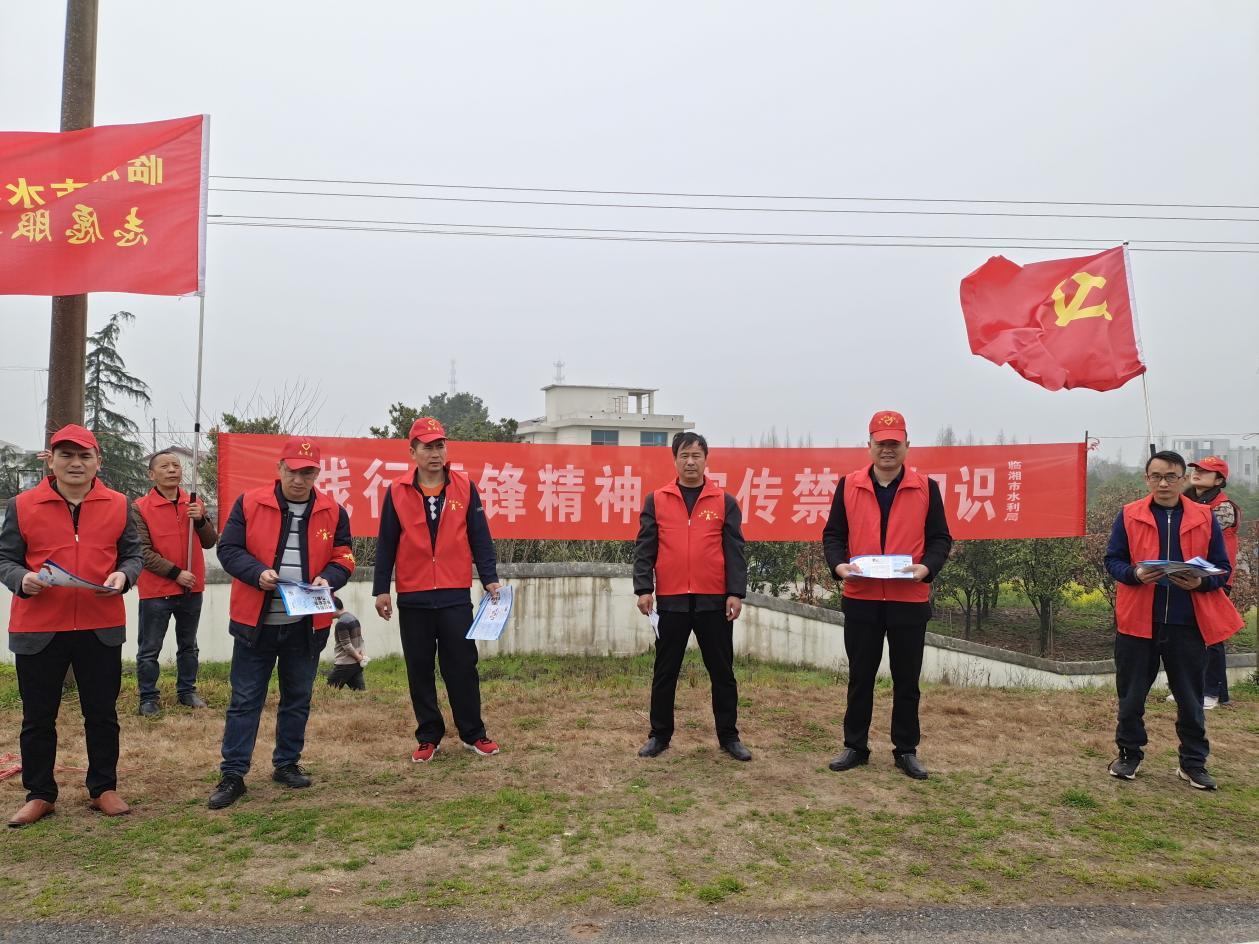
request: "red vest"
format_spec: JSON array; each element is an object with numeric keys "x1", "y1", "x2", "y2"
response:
[
  {"x1": 1114, "y1": 497, "x2": 1241, "y2": 645},
  {"x1": 653, "y1": 479, "x2": 727, "y2": 596},
  {"x1": 1204, "y1": 490, "x2": 1240, "y2": 588},
  {"x1": 842, "y1": 465, "x2": 931, "y2": 604},
  {"x1": 389, "y1": 469, "x2": 474, "y2": 592},
  {"x1": 227, "y1": 483, "x2": 355, "y2": 630},
  {"x1": 134, "y1": 488, "x2": 206, "y2": 599},
  {"x1": 8, "y1": 477, "x2": 129, "y2": 633}
]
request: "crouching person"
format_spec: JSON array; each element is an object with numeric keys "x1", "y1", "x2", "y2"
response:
[{"x1": 208, "y1": 438, "x2": 355, "y2": 810}]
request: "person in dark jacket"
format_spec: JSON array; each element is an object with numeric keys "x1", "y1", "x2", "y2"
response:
[
  {"x1": 633, "y1": 431, "x2": 750, "y2": 762},
  {"x1": 1184, "y1": 456, "x2": 1241, "y2": 709},
  {"x1": 0, "y1": 425, "x2": 143, "y2": 827},
  {"x1": 821, "y1": 411, "x2": 952, "y2": 781},
  {"x1": 1103, "y1": 450, "x2": 1240, "y2": 791},
  {"x1": 208, "y1": 437, "x2": 355, "y2": 810},
  {"x1": 373, "y1": 418, "x2": 502, "y2": 764}
]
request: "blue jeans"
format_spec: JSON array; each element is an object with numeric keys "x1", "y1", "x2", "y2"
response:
[
  {"x1": 136, "y1": 593, "x2": 203, "y2": 702},
  {"x1": 219, "y1": 621, "x2": 323, "y2": 777},
  {"x1": 1115, "y1": 623, "x2": 1209, "y2": 769}
]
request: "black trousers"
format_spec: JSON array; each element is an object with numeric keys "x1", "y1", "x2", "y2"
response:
[
  {"x1": 1115, "y1": 623, "x2": 1208, "y2": 768},
  {"x1": 843, "y1": 617, "x2": 926, "y2": 756},
  {"x1": 15, "y1": 630, "x2": 122, "y2": 803},
  {"x1": 398, "y1": 605, "x2": 486, "y2": 744},
  {"x1": 649, "y1": 608, "x2": 739, "y2": 744},
  {"x1": 326, "y1": 663, "x2": 366, "y2": 690}
]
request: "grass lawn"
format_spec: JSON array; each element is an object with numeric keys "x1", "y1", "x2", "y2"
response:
[{"x1": 0, "y1": 653, "x2": 1256, "y2": 923}]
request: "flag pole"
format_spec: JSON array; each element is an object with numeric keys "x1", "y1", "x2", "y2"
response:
[
  {"x1": 185, "y1": 116, "x2": 211, "y2": 573},
  {"x1": 1122, "y1": 242, "x2": 1156, "y2": 458}
]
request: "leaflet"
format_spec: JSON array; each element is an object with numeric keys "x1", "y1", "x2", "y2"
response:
[
  {"x1": 467, "y1": 585, "x2": 515, "y2": 641},
  {"x1": 848, "y1": 555, "x2": 915, "y2": 579},
  {"x1": 37, "y1": 559, "x2": 116, "y2": 593},
  {"x1": 1138, "y1": 557, "x2": 1225, "y2": 577},
  {"x1": 649, "y1": 609, "x2": 660, "y2": 640},
  {"x1": 276, "y1": 579, "x2": 335, "y2": 617}
]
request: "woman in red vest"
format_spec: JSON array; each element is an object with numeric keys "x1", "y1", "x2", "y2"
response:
[
  {"x1": 0, "y1": 425, "x2": 143, "y2": 827},
  {"x1": 373, "y1": 418, "x2": 502, "y2": 764},
  {"x1": 1184, "y1": 456, "x2": 1241, "y2": 709},
  {"x1": 633, "y1": 431, "x2": 750, "y2": 762},
  {"x1": 821, "y1": 411, "x2": 953, "y2": 781},
  {"x1": 131, "y1": 448, "x2": 219, "y2": 716},
  {"x1": 1103, "y1": 450, "x2": 1240, "y2": 791}
]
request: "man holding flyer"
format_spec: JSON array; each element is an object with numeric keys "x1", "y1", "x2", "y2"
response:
[
  {"x1": 0, "y1": 425, "x2": 143, "y2": 827},
  {"x1": 208, "y1": 438, "x2": 355, "y2": 810},
  {"x1": 374, "y1": 417, "x2": 503, "y2": 764},
  {"x1": 1103, "y1": 450, "x2": 1240, "y2": 790},
  {"x1": 822, "y1": 411, "x2": 952, "y2": 780}
]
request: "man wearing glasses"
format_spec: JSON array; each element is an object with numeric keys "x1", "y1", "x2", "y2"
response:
[{"x1": 1103, "y1": 450, "x2": 1241, "y2": 791}]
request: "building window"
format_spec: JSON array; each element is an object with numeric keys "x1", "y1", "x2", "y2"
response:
[
  {"x1": 591, "y1": 429, "x2": 619, "y2": 446},
  {"x1": 640, "y1": 431, "x2": 667, "y2": 447}
]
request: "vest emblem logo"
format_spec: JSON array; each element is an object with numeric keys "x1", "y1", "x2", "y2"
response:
[
  {"x1": 317, "y1": 528, "x2": 331, "y2": 542},
  {"x1": 699, "y1": 510, "x2": 719, "y2": 521}
]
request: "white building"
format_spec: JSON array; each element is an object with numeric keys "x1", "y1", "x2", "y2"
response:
[
  {"x1": 1170, "y1": 437, "x2": 1259, "y2": 489},
  {"x1": 516, "y1": 385, "x2": 694, "y2": 448}
]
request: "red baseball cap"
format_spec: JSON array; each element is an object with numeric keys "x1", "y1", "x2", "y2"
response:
[
  {"x1": 868, "y1": 410, "x2": 908, "y2": 443},
  {"x1": 1190, "y1": 456, "x2": 1229, "y2": 482},
  {"x1": 48, "y1": 424, "x2": 99, "y2": 451},
  {"x1": 278, "y1": 436, "x2": 321, "y2": 471},
  {"x1": 408, "y1": 417, "x2": 448, "y2": 444}
]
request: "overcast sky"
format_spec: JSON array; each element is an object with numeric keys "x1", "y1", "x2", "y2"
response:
[{"x1": 2, "y1": 1, "x2": 1256, "y2": 461}]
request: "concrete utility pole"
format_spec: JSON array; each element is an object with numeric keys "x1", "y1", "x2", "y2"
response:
[{"x1": 45, "y1": 0, "x2": 98, "y2": 440}]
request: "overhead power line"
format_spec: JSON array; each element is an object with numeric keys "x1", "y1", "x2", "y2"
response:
[
  {"x1": 208, "y1": 187, "x2": 1259, "y2": 224},
  {"x1": 210, "y1": 175, "x2": 1259, "y2": 212}
]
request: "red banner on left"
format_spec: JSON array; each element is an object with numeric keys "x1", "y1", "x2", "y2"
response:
[{"x1": 0, "y1": 115, "x2": 206, "y2": 297}]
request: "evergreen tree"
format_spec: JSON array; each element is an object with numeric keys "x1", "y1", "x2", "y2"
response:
[
  {"x1": 84, "y1": 310, "x2": 151, "y2": 496},
  {"x1": 370, "y1": 392, "x2": 517, "y2": 442}
]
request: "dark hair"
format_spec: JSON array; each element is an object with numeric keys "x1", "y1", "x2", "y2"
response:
[
  {"x1": 332, "y1": 595, "x2": 344, "y2": 611},
  {"x1": 147, "y1": 448, "x2": 182, "y2": 471},
  {"x1": 671, "y1": 431, "x2": 708, "y2": 457},
  {"x1": 1145, "y1": 450, "x2": 1186, "y2": 474}
]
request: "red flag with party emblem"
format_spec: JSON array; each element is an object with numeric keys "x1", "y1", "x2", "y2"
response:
[
  {"x1": 0, "y1": 115, "x2": 207, "y2": 296},
  {"x1": 959, "y1": 246, "x2": 1145, "y2": 392}
]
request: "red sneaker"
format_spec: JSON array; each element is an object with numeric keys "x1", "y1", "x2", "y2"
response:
[
  {"x1": 463, "y1": 737, "x2": 500, "y2": 756},
  {"x1": 411, "y1": 742, "x2": 440, "y2": 763}
]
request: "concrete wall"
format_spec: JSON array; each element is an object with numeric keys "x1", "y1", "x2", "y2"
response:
[{"x1": 1, "y1": 563, "x2": 1254, "y2": 690}]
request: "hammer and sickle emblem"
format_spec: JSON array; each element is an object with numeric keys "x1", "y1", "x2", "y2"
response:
[{"x1": 1052, "y1": 272, "x2": 1112, "y2": 327}]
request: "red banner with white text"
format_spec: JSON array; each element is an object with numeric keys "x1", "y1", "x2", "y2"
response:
[
  {"x1": 218, "y1": 436, "x2": 1086, "y2": 541},
  {"x1": 0, "y1": 115, "x2": 207, "y2": 296}
]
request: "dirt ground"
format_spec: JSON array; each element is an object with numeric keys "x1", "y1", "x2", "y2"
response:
[{"x1": 0, "y1": 655, "x2": 1256, "y2": 923}]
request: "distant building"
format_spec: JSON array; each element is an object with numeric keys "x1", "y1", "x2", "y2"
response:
[
  {"x1": 516, "y1": 385, "x2": 694, "y2": 448},
  {"x1": 1170, "y1": 437, "x2": 1259, "y2": 489}
]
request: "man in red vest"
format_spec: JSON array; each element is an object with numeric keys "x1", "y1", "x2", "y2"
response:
[
  {"x1": 1184, "y1": 456, "x2": 1241, "y2": 710},
  {"x1": 208, "y1": 438, "x2": 355, "y2": 809},
  {"x1": 1104, "y1": 450, "x2": 1241, "y2": 790},
  {"x1": 822, "y1": 411, "x2": 952, "y2": 780},
  {"x1": 132, "y1": 449, "x2": 219, "y2": 716},
  {"x1": 633, "y1": 431, "x2": 750, "y2": 761},
  {"x1": 0, "y1": 425, "x2": 143, "y2": 827},
  {"x1": 373, "y1": 418, "x2": 503, "y2": 763}
]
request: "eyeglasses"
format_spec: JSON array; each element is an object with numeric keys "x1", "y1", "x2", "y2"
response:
[{"x1": 1146, "y1": 473, "x2": 1183, "y2": 484}]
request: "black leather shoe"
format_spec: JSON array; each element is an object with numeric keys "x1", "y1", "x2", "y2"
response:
[
  {"x1": 637, "y1": 737, "x2": 669, "y2": 758},
  {"x1": 137, "y1": 700, "x2": 160, "y2": 718},
  {"x1": 828, "y1": 748, "x2": 869, "y2": 772},
  {"x1": 721, "y1": 740, "x2": 753, "y2": 762},
  {"x1": 178, "y1": 692, "x2": 209, "y2": 709},
  {"x1": 894, "y1": 753, "x2": 929, "y2": 780},
  {"x1": 272, "y1": 763, "x2": 312, "y2": 789},
  {"x1": 208, "y1": 775, "x2": 246, "y2": 810}
]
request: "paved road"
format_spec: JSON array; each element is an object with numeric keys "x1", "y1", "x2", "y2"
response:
[{"x1": 2, "y1": 904, "x2": 1257, "y2": 944}]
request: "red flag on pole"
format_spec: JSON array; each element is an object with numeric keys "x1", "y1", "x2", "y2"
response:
[
  {"x1": 0, "y1": 115, "x2": 207, "y2": 297},
  {"x1": 959, "y1": 246, "x2": 1145, "y2": 392}
]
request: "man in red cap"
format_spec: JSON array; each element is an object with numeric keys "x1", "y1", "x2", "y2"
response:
[
  {"x1": 0, "y1": 425, "x2": 143, "y2": 827},
  {"x1": 821, "y1": 411, "x2": 952, "y2": 780},
  {"x1": 1184, "y1": 456, "x2": 1241, "y2": 710},
  {"x1": 208, "y1": 437, "x2": 355, "y2": 809},
  {"x1": 374, "y1": 417, "x2": 503, "y2": 763}
]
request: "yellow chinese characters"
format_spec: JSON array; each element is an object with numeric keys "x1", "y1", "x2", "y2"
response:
[
  {"x1": 51, "y1": 179, "x2": 90, "y2": 198},
  {"x1": 113, "y1": 207, "x2": 148, "y2": 247},
  {"x1": 10, "y1": 211, "x2": 52, "y2": 242},
  {"x1": 127, "y1": 155, "x2": 164, "y2": 185},
  {"x1": 5, "y1": 178, "x2": 47, "y2": 209},
  {"x1": 66, "y1": 204, "x2": 104, "y2": 244}
]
